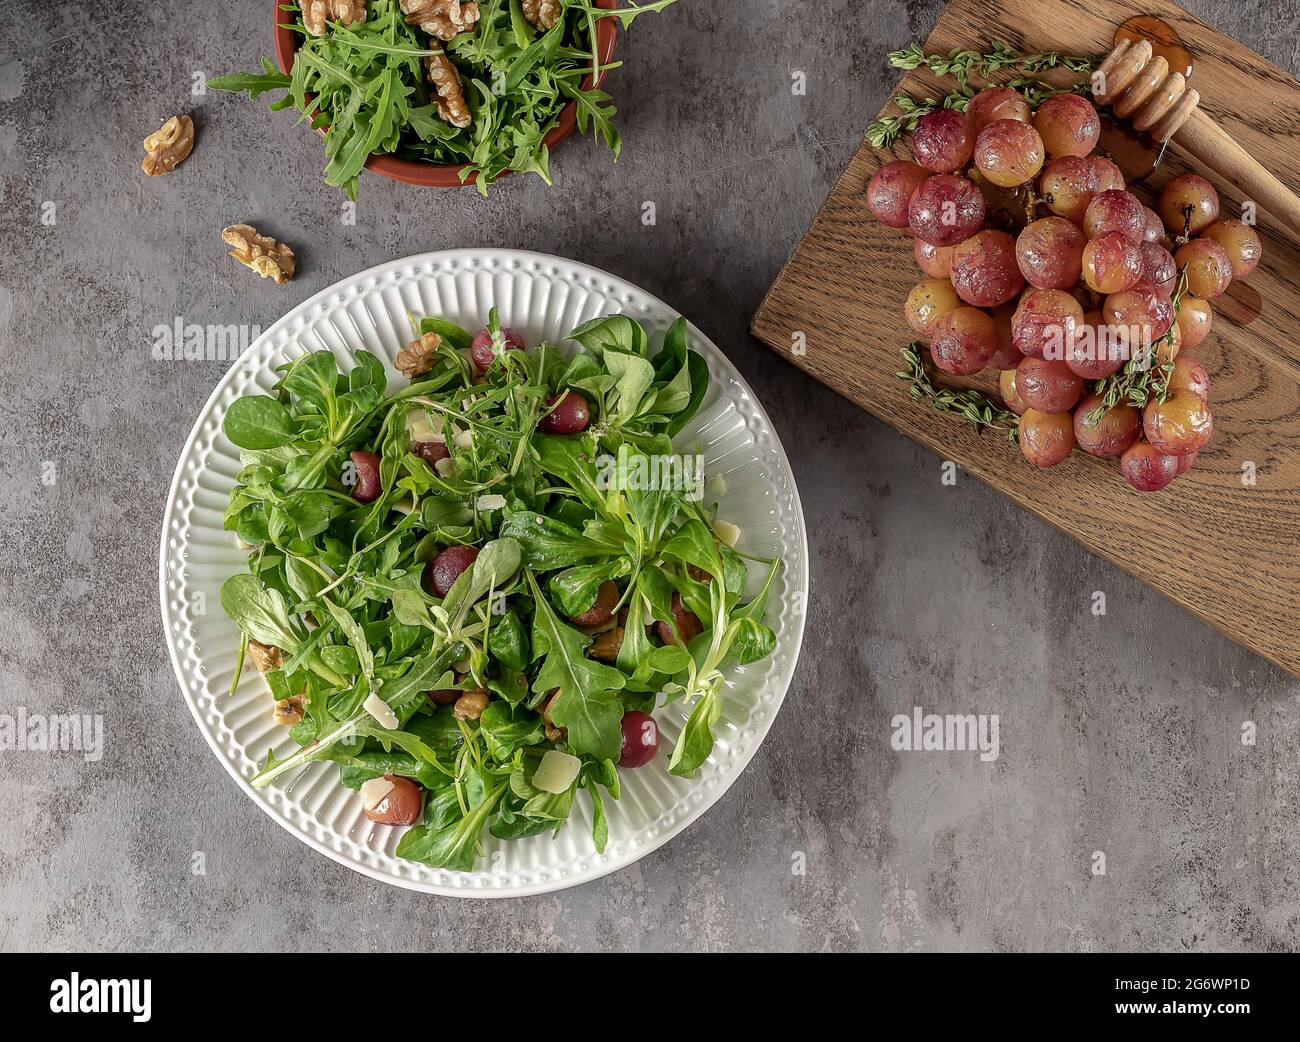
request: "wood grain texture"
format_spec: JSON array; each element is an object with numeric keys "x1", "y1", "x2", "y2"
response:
[{"x1": 752, "y1": 0, "x2": 1300, "y2": 675}]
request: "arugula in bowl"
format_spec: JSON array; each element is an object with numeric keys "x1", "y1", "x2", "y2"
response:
[
  {"x1": 219, "y1": 311, "x2": 780, "y2": 870},
  {"x1": 210, "y1": 0, "x2": 676, "y2": 197}
]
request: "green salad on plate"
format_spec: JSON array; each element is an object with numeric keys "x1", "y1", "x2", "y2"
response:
[{"x1": 219, "y1": 310, "x2": 780, "y2": 870}]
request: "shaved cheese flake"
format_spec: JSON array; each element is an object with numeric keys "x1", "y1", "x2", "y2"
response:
[
  {"x1": 452, "y1": 428, "x2": 473, "y2": 450},
  {"x1": 532, "y1": 750, "x2": 582, "y2": 794},
  {"x1": 360, "y1": 777, "x2": 395, "y2": 811},
  {"x1": 434, "y1": 457, "x2": 455, "y2": 478},
  {"x1": 389, "y1": 496, "x2": 415, "y2": 515},
  {"x1": 709, "y1": 472, "x2": 728, "y2": 496},
  {"x1": 712, "y1": 519, "x2": 741, "y2": 548},
  {"x1": 476, "y1": 494, "x2": 507, "y2": 512},
  {"x1": 406, "y1": 407, "x2": 445, "y2": 443},
  {"x1": 363, "y1": 693, "x2": 399, "y2": 730}
]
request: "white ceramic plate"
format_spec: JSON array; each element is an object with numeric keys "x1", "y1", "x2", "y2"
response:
[{"x1": 159, "y1": 250, "x2": 808, "y2": 897}]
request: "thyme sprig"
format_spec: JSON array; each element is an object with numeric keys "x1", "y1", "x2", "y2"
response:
[
  {"x1": 1087, "y1": 268, "x2": 1190, "y2": 423},
  {"x1": 867, "y1": 89, "x2": 973, "y2": 148},
  {"x1": 896, "y1": 343, "x2": 1021, "y2": 444},
  {"x1": 866, "y1": 42, "x2": 1100, "y2": 149},
  {"x1": 888, "y1": 40, "x2": 1100, "y2": 87}
]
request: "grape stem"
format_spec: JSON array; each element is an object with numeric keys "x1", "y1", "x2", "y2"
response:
[{"x1": 896, "y1": 342, "x2": 1021, "y2": 443}]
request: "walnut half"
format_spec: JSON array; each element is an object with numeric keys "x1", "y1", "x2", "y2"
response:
[
  {"x1": 425, "y1": 43, "x2": 472, "y2": 128},
  {"x1": 522, "y1": 0, "x2": 561, "y2": 31},
  {"x1": 273, "y1": 695, "x2": 307, "y2": 726},
  {"x1": 302, "y1": 0, "x2": 369, "y2": 37},
  {"x1": 246, "y1": 639, "x2": 283, "y2": 673},
  {"x1": 401, "y1": 0, "x2": 479, "y2": 41},
  {"x1": 221, "y1": 224, "x2": 296, "y2": 285},
  {"x1": 396, "y1": 331, "x2": 442, "y2": 378},
  {"x1": 141, "y1": 115, "x2": 195, "y2": 176}
]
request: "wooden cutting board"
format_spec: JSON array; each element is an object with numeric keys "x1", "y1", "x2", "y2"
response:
[{"x1": 752, "y1": 0, "x2": 1300, "y2": 676}]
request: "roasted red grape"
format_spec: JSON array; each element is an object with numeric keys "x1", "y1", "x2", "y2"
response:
[
  {"x1": 1012, "y1": 288, "x2": 1084, "y2": 360},
  {"x1": 1158, "y1": 173, "x2": 1219, "y2": 235},
  {"x1": 1033, "y1": 93, "x2": 1101, "y2": 158},
  {"x1": 988, "y1": 302, "x2": 1023, "y2": 369},
  {"x1": 1082, "y1": 231, "x2": 1143, "y2": 293},
  {"x1": 1015, "y1": 217, "x2": 1085, "y2": 290},
  {"x1": 1139, "y1": 242, "x2": 1177, "y2": 294},
  {"x1": 1201, "y1": 219, "x2": 1262, "y2": 279},
  {"x1": 975, "y1": 119, "x2": 1046, "y2": 187},
  {"x1": 1065, "y1": 310, "x2": 1127, "y2": 379},
  {"x1": 999, "y1": 367, "x2": 1029, "y2": 414},
  {"x1": 1144, "y1": 392, "x2": 1213, "y2": 456},
  {"x1": 1120, "y1": 440, "x2": 1180, "y2": 491},
  {"x1": 539, "y1": 390, "x2": 592, "y2": 433},
  {"x1": 1175, "y1": 296, "x2": 1213, "y2": 349},
  {"x1": 1039, "y1": 156, "x2": 1097, "y2": 224},
  {"x1": 656, "y1": 592, "x2": 702, "y2": 645},
  {"x1": 967, "y1": 86, "x2": 1032, "y2": 133},
  {"x1": 1103, "y1": 284, "x2": 1173, "y2": 347},
  {"x1": 362, "y1": 775, "x2": 422, "y2": 826},
  {"x1": 1083, "y1": 189, "x2": 1146, "y2": 240},
  {"x1": 867, "y1": 160, "x2": 931, "y2": 229},
  {"x1": 1018, "y1": 409, "x2": 1076, "y2": 467},
  {"x1": 1090, "y1": 157, "x2": 1126, "y2": 193},
  {"x1": 1015, "y1": 356, "x2": 1085, "y2": 414},
  {"x1": 619, "y1": 711, "x2": 660, "y2": 768},
  {"x1": 905, "y1": 278, "x2": 962, "y2": 337},
  {"x1": 1175, "y1": 238, "x2": 1233, "y2": 299},
  {"x1": 1140, "y1": 206, "x2": 1166, "y2": 243},
  {"x1": 414, "y1": 439, "x2": 449, "y2": 467},
  {"x1": 470, "y1": 326, "x2": 525, "y2": 373},
  {"x1": 949, "y1": 230, "x2": 1025, "y2": 306},
  {"x1": 913, "y1": 238, "x2": 954, "y2": 278},
  {"x1": 1074, "y1": 395, "x2": 1141, "y2": 458},
  {"x1": 1167, "y1": 355, "x2": 1211, "y2": 402},
  {"x1": 571, "y1": 581, "x2": 619, "y2": 627},
  {"x1": 908, "y1": 174, "x2": 987, "y2": 246},
  {"x1": 930, "y1": 307, "x2": 998, "y2": 375},
  {"x1": 912, "y1": 109, "x2": 976, "y2": 173},
  {"x1": 349, "y1": 450, "x2": 382, "y2": 503},
  {"x1": 425, "y1": 544, "x2": 478, "y2": 598}
]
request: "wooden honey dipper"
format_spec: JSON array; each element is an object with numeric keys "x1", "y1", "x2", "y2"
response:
[{"x1": 1094, "y1": 36, "x2": 1300, "y2": 241}]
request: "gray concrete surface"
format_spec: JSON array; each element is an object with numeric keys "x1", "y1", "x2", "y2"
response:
[{"x1": 1, "y1": 0, "x2": 1298, "y2": 953}]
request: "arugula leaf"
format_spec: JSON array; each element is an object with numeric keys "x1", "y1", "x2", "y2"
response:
[
  {"x1": 526, "y1": 571, "x2": 625, "y2": 760},
  {"x1": 560, "y1": 81, "x2": 620, "y2": 157},
  {"x1": 208, "y1": 57, "x2": 292, "y2": 99}
]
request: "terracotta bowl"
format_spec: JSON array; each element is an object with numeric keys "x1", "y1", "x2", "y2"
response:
[{"x1": 273, "y1": 1, "x2": 618, "y2": 188}]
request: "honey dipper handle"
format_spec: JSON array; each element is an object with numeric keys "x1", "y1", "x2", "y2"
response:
[{"x1": 1173, "y1": 108, "x2": 1300, "y2": 240}]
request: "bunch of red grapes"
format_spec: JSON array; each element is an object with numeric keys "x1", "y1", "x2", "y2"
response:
[{"x1": 867, "y1": 85, "x2": 1263, "y2": 492}]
